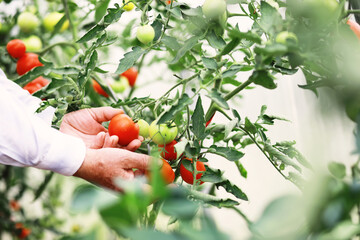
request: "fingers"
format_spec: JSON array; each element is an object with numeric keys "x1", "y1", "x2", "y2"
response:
[
  {"x1": 90, "y1": 132, "x2": 106, "y2": 149},
  {"x1": 121, "y1": 151, "x2": 151, "y2": 170},
  {"x1": 90, "y1": 107, "x2": 124, "y2": 123},
  {"x1": 103, "y1": 134, "x2": 119, "y2": 148},
  {"x1": 124, "y1": 139, "x2": 142, "y2": 152}
]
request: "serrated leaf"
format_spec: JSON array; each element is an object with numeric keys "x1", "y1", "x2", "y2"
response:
[
  {"x1": 157, "y1": 94, "x2": 193, "y2": 124},
  {"x1": 95, "y1": 0, "x2": 111, "y2": 23},
  {"x1": 206, "y1": 89, "x2": 230, "y2": 110},
  {"x1": 206, "y1": 30, "x2": 226, "y2": 49},
  {"x1": 244, "y1": 117, "x2": 257, "y2": 134},
  {"x1": 202, "y1": 57, "x2": 217, "y2": 70},
  {"x1": 222, "y1": 65, "x2": 251, "y2": 78},
  {"x1": 220, "y1": 38, "x2": 240, "y2": 56},
  {"x1": 162, "y1": 36, "x2": 181, "y2": 50},
  {"x1": 216, "y1": 180, "x2": 248, "y2": 201},
  {"x1": 264, "y1": 143, "x2": 302, "y2": 173},
  {"x1": 224, "y1": 119, "x2": 238, "y2": 140},
  {"x1": 170, "y1": 36, "x2": 200, "y2": 64},
  {"x1": 208, "y1": 146, "x2": 244, "y2": 161},
  {"x1": 174, "y1": 139, "x2": 188, "y2": 159},
  {"x1": 259, "y1": 1, "x2": 283, "y2": 34},
  {"x1": 52, "y1": 66, "x2": 80, "y2": 75},
  {"x1": 115, "y1": 47, "x2": 145, "y2": 74},
  {"x1": 250, "y1": 70, "x2": 277, "y2": 89},
  {"x1": 192, "y1": 97, "x2": 206, "y2": 140},
  {"x1": 201, "y1": 167, "x2": 223, "y2": 183},
  {"x1": 151, "y1": 17, "x2": 163, "y2": 42}
]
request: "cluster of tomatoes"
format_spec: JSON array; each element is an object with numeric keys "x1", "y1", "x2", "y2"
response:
[
  {"x1": 6, "y1": 39, "x2": 49, "y2": 94},
  {"x1": 107, "y1": 113, "x2": 206, "y2": 186}
]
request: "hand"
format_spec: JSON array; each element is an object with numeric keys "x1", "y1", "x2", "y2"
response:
[
  {"x1": 60, "y1": 107, "x2": 142, "y2": 151},
  {"x1": 74, "y1": 148, "x2": 151, "y2": 191}
]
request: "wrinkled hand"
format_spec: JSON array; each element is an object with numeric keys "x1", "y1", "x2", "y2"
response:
[
  {"x1": 74, "y1": 148, "x2": 151, "y2": 191},
  {"x1": 60, "y1": 107, "x2": 142, "y2": 151}
]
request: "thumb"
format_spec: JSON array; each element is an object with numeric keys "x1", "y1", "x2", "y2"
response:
[
  {"x1": 90, "y1": 107, "x2": 124, "y2": 123},
  {"x1": 119, "y1": 150, "x2": 151, "y2": 170}
]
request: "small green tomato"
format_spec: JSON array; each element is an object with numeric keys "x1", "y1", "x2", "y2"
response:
[
  {"x1": 202, "y1": 0, "x2": 227, "y2": 19},
  {"x1": 137, "y1": 119, "x2": 150, "y2": 138},
  {"x1": 23, "y1": 35, "x2": 42, "y2": 52},
  {"x1": 275, "y1": 31, "x2": 298, "y2": 44},
  {"x1": 111, "y1": 76, "x2": 129, "y2": 93},
  {"x1": 149, "y1": 121, "x2": 178, "y2": 145},
  {"x1": 17, "y1": 12, "x2": 40, "y2": 33},
  {"x1": 136, "y1": 25, "x2": 155, "y2": 44},
  {"x1": 43, "y1": 12, "x2": 69, "y2": 32}
]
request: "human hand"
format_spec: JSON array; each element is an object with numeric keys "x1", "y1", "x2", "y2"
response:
[
  {"x1": 73, "y1": 148, "x2": 151, "y2": 191},
  {"x1": 60, "y1": 107, "x2": 142, "y2": 151}
]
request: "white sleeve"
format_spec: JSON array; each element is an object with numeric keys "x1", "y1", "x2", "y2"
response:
[{"x1": 0, "y1": 69, "x2": 86, "y2": 176}]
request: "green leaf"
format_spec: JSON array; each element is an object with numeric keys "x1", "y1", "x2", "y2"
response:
[
  {"x1": 224, "y1": 119, "x2": 238, "y2": 140},
  {"x1": 60, "y1": 230, "x2": 98, "y2": 240},
  {"x1": 208, "y1": 146, "x2": 245, "y2": 161},
  {"x1": 115, "y1": 47, "x2": 145, "y2": 74},
  {"x1": 222, "y1": 65, "x2": 253, "y2": 78},
  {"x1": 220, "y1": 38, "x2": 240, "y2": 56},
  {"x1": 202, "y1": 57, "x2": 218, "y2": 70},
  {"x1": 216, "y1": 180, "x2": 248, "y2": 201},
  {"x1": 33, "y1": 172, "x2": 54, "y2": 201},
  {"x1": 244, "y1": 117, "x2": 257, "y2": 134},
  {"x1": 250, "y1": 70, "x2": 277, "y2": 89},
  {"x1": 51, "y1": 66, "x2": 80, "y2": 75},
  {"x1": 259, "y1": 1, "x2": 283, "y2": 34},
  {"x1": 162, "y1": 36, "x2": 181, "y2": 50},
  {"x1": 174, "y1": 139, "x2": 188, "y2": 159},
  {"x1": 77, "y1": 25, "x2": 106, "y2": 43},
  {"x1": 51, "y1": 15, "x2": 68, "y2": 38},
  {"x1": 201, "y1": 167, "x2": 223, "y2": 183},
  {"x1": 192, "y1": 97, "x2": 207, "y2": 140},
  {"x1": 229, "y1": 28, "x2": 262, "y2": 44},
  {"x1": 14, "y1": 60, "x2": 53, "y2": 86},
  {"x1": 170, "y1": 36, "x2": 200, "y2": 64},
  {"x1": 151, "y1": 17, "x2": 163, "y2": 42},
  {"x1": 157, "y1": 94, "x2": 193, "y2": 124},
  {"x1": 206, "y1": 30, "x2": 226, "y2": 49},
  {"x1": 264, "y1": 144, "x2": 302, "y2": 173},
  {"x1": 95, "y1": 0, "x2": 111, "y2": 23},
  {"x1": 328, "y1": 162, "x2": 346, "y2": 179},
  {"x1": 206, "y1": 89, "x2": 230, "y2": 110}
]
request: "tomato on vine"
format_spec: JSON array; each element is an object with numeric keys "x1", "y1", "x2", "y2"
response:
[
  {"x1": 136, "y1": 25, "x2": 155, "y2": 44},
  {"x1": 180, "y1": 158, "x2": 206, "y2": 185},
  {"x1": 149, "y1": 121, "x2": 178, "y2": 145},
  {"x1": 16, "y1": 53, "x2": 43, "y2": 75},
  {"x1": 108, "y1": 114, "x2": 139, "y2": 146},
  {"x1": 146, "y1": 159, "x2": 175, "y2": 185},
  {"x1": 22, "y1": 35, "x2": 42, "y2": 52},
  {"x1": 122, "y1": 0, "x2": 135, "y2": 11},
  {"x1": 202, "y1": 0, "x2": 227, "y2": 19},
  {"x1": 43, "y1": 12, "x2": 69, "y2": 32},
  {"x1": 6, "y1": 39, "x2": 26, "y2": 59},
  {"x1": 159, "y1": 140, "x2": 177, "y2": 161},
  {"x1": 121, "y1": 67, "x2": 138, "y2": 87},
  {"x1": 111, "y1": 76, "x2": 129, "y2": 93},
  {"x1": 17, "y1": 12, "x2": 39, "y2": 33},
  {"x1": 92, "y1": 79, "x2": 109, "y2": 98},
  {"x1": 137, "y1": 119, "x2": 149, "y2": 138},
  {"x1": 23, "y1": 76, "x2": 49, "y2": 94},
  {"x1": 275, "y1": 31, "x2": 298, "y2": 45}
]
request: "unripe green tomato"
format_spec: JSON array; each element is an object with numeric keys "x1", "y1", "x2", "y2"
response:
[
  {"x1": 149, "y1": 121, "x2": 178, "y2": 145},
  {"x1": 275, "y1": 31, "x2": 298, "y2": 44},
  {"x1": 202, "y1": 0, "x2": 226, "y2": 19},
  {"x1": 137, "y1": 119, "x2": 149, "y2": 138},
  {"x1": 17, "y1": 12, "x2": 40, "y2": 33},
  {"x1": 23, "y1": 35, "x2": 42, "y2": 52},
  {"x1": 136, "y1": 25, "x2": 155, "y2": 44},
  {"x1": 27, "y1": 5, "x2": 37, "y2": 14},
  {"x1": 111, "y1": 76, "x2": 129, "y2": 93},
  {"x1": 43, "y1": 12, "x2": 69, "y2": 32},
  {"x1": 123, "y1": 0, "x2": 135, "y2": 11}
]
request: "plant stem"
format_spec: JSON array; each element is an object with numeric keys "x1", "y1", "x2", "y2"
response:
[
  {"x1": 228, "y1": 206, "x2": 252, "y2": 226},
  {"x1": 228, "y1": 13, "x2": 247, "y2": 17},
  {"x1": 38, "y1": 42, "x2": 77, "y2": 56},
  {"x1": 62, "y1": 0, "x2": 78, "y2": 42}
]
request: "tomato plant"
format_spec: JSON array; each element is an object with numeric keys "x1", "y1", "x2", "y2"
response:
[
  {"x1": 149, "y1": 121, "x2": 178, "y2": 145},
  {"x1": 180, "y1": 158, "x2": 206, "y2": 185},
  {"x1": 17, "y1": 12, "x2": 39, "y2": 33},
  {"x1": 6, "y1": 39, "x2": 26, "y2": 59},
  {"x1": 108, "y1": 114, "x2": 139, "y2": 146},
  {"x1": 146, "y1": 159, "x2": 175, "y2": 185},
  {"x1": 121, "y1": 67, "x2": 138, "y2": 87},
  {"x1": 92, "y1": 79, "x2": 109, "y2": 97},
  {"x1": 22, "y1": 35, "x2": 42, "y2": 52},
  {"x1": 43, "y1": 12, "x2": 69, "y2": 32},
  {"x1": 122, "y1": 0, "x2": 134, "y2": 11},
  {"x1": 16, "y1": 53, "x2": 43, "y2": 75},
  {"x1": 136, "y1": 25, "x2": 155, "y2": 44},
  {"x1": 137, "y1": 119, "x2": 149, "y2": 138},
  {"x1": 111, "y1": 76, "x2": 129, "y2": 93},
  {"x1": 159, "y1": 140, "x2": 177, "y2": 161},
  {"x1": 23, "y1": 76, "x2": 49, "y2": 94}
]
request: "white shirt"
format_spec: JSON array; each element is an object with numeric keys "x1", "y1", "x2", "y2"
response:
[{"x1": 0, "y1": 69, "x2": 86, "y2": 176}]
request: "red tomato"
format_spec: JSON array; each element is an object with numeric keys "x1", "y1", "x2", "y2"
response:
[
  {"x1": 206, "y1": 113, "x2": 215, "y2": 127},
  {"x1": 347, "y1": 19, "x2": 360, "y2": 40},
  {"x1": 120, "y1": 67, "x2": 138, "y2": 87},
  {"x1": 180, "y1": 158, "x2": 206, "y2": 185},
  {"x1": 146, "y1": 159, "x2": 175, "y2": 185},
  {"x1": 23, "y1": 76, "x2": 49, "y2": 94},
  {"x1": 159, "y1": 140, "x2": 178, "y2": 161},
  {"x1": 16, "y1": 53, "x2": 43, "y2": 75},
  {"x1": 6, "y1": 39, "x2": 26, "y2": 59},
  {"x1": 18, "y1": 228, "x2": 31, "y2": 239},
  {"x1": 108, "y1": 114, "x2": 139, "y2": 146},
  {"x1": 92, "y1": 79, "x2": 109, "y2": 98},
  {"x1": 10, "y1": 200, "x2": 21, "y2": 211}
]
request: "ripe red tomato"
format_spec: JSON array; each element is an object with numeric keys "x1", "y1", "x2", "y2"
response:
[
  {"x1": 108, "y1": 114, "x2": 139, "y2": 146},
  {"x1": 18, "y1": 228, "x2": 31, "y2": 239},
  {"x1": 6, "y1": 39, "x2": 26, "y2": 59},
  {"x1": 347, "y1": 19, "x2": 360, "y2": 40},
  {"x1": 16, "y1": 53, "x2": 43, "y2": 75},
  {"x1": 121, "y1": 67, "x2": 138, "y2": 87},
  {"x1": 159, "y1": 140, "x2": 177, "y2": 161},
  {"x1": 180, "y1": 158, "x2": 206, "y2": 185},
  {"x1": 92, "y1": 79, "x2": 109, "y2": 98},
  {"x1": 146, "y1": 159, "x2": 175, "y2": 185},
  {"x1": 10, "y1": 200, "x2": 21, "y2": 211},
  {"x1": 23, "y1": 76, "x2": 49, "y2": 94},
  {"x1": 206, "y1": 113, "x2": 215, "y2": 127}
]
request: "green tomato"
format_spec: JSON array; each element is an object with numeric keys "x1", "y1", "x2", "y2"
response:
[
  {"x1": 136, "y1": 25, "x2": 155, "y2": 44},
  {"x1": 275, "y1": 31, "x2": 298, "y2": 44},
  {"x1": 111, "y1": 76, "x2": 129, "y2": 93},
  {"x1": 23, "y1": 35, "x2": 42, "y2": 52},
  {"x1": 17, "y1": 12, "x2": 40, "y2": 33},
  {"x1": 123, "y1": 0, "x2": 135, "y2": 11},
  {"x1": 149, "y1": 121, "x2": 178, "y2": 145},
  {"x1": 137, "y1": 119, "x2": 150, "y2": 138},
  {"x1": 43, "y1": 12, "x2": 69, "y2": 32},
  {"x1": 202, "y1": 0, "x2": 227, "y2": 19}
]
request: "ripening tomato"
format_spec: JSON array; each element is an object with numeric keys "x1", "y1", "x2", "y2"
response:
[
  {"x1": 146, "y1": 159, "x2": 175, "y2": 185},
  {"x1": 108, "y1": 114, "x2": 139, "y2": 146},
  {"x1": 159, "y1": 140, "x2": 177, "y2": 161},
  {"x1": 137, "y1": 119, "x2": 149, "y2": 138},
  {"x1": 92, "y1": 80, "x2": 109, "y2": 97},
  {"x1": 18, "y1": 228, "x2": 31, "y2": 239},
  {"x1": 17, "y1": 12, "x2": 39, "y2": 33},
  {"x1": 16, "y1": 53, "x2": 43, "y2": 75},
  {"x1": 111, "y1": 76, "x2": 129, "y2": 93},
  {"x1": 43, "y1": 12, "x2": 69, "y2": 32},
  {"x1": 23, "y1": 77, "x2": 49, "y2": 94},
  {"x1": 121, "y1": 67, "x2": 138, "y2": 87},
  {"x1": 347, "y1": 20, "x2": 360, "y2": 40},
  {"x1": 136, "y1": 25, "x2": 155, "y2": 44},
  {"x1": 149, "y1": 121, "x2": 178, "y2": 145},
  {"x1": 180, "y1": 158, "x2": 206, "y2": 185},
  {"x1": 123, "y1": 0, "x2": 135, "y2": 11},
  {"x1": 6, "y1": 39, "x2": 26, "y2": 59}
]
